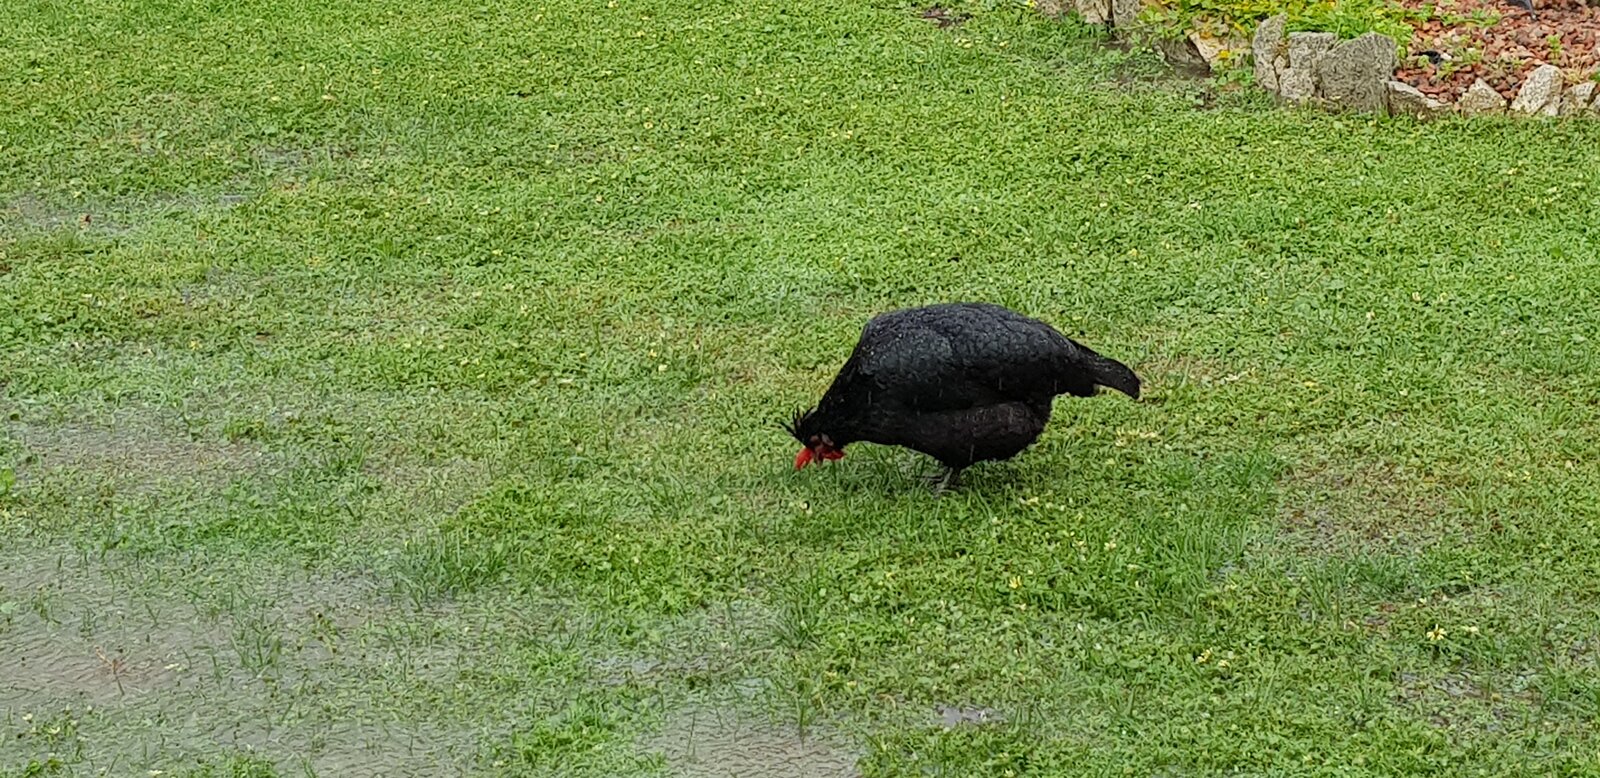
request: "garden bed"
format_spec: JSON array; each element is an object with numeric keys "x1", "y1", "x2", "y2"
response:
[
  {"x1": 1394, "y1": 0, "x2": 1600, "y2": 104},
  {"x1": 1118, "y1": 0, "x2": 1600, "y2": 116}
]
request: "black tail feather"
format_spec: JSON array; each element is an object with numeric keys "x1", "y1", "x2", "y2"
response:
[{"x1": 1083, "y1": 350, "x2": 1141, "y2": 399}]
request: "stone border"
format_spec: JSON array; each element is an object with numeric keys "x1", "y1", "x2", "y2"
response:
[
  {"x1": 1079, "y1": 5, "x2": 1600, "y2": 119},
  {"x1": 1245, "y1": 15, "x2": 1599, "y2": 118}
]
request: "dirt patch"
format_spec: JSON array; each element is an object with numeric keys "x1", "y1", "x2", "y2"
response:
[{"x1": 642, "y1": 707, "x2": 861, "y2": 778}]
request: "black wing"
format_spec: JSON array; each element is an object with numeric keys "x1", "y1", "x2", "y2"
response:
[{"x1": 846, "y1": 303, "x2": 1127, "y2": 412}]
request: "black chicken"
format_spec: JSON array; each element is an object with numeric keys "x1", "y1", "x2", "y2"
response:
[{"x1": 784, "y1": 302, "x2": 1141, "y2": 492}]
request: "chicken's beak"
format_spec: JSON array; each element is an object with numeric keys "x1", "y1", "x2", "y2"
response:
[{"x1": 794, "y1": 447, "x2": 815, "y2": 470}]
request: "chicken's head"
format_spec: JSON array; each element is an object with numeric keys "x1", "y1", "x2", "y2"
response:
[{"x1": 782, "y1": 407, "x2": 846, "y2": 470}]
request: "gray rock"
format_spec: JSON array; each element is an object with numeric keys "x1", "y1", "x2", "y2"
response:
[
  {"x1": 1074, "y1": 0, "x2": 1139, "y2": 28},
  {"x1": 1314, "y1": 33, "x2": 1398, "y2": 113},
  {"x1": 1032, "y1": 0, "x2": 1069, "y2": 18},
  {"x1": 1287, "y1": 32, "x2": 1337, "y2": 69},
  {"x1": 1458, "y1": 78, "x2": 1508, "y2": 115},
  {"x1": 1510, "y1": 64, "x2": 1564, "y2": 116},
  {"x1": 1278, "y1": 32, "x2": 1337, "y2": 105},
  {"x1": 1386, "y1": 80, "x2": 1450, "y2": 119},
  {"x1": 1252, "y1": 15, "x2": 1287, "y2": 93},
  {"x1": 1189, "y1": 31, "x2": 1249, "y2": 67},
  {"x1": 1279, "y1": 67, "x2": 1317, "y2": 104},
  {"x1": 1116, "y1": 0, "x2": 1141, "y2": 26},
  {"x1": 1559, "y1": 82, "x2": 1595, "y2": 116}
]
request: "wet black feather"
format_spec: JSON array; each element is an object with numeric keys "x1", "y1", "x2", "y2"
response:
[{"x1": 788, "y1": 302, "x2": 1140, "y2": 470}]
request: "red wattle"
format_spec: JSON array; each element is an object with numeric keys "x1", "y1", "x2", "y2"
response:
[{"x1": 794, "y1": 448, "x2": 814, "y2": 469}]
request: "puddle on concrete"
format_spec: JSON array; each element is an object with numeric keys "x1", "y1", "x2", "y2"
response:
[{"x1": 642, "y1": 707, "x2": 861, "y2": 778}]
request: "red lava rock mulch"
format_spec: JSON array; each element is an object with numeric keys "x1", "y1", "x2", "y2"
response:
[{"x1": 1394, "y1": 0, "x2": 1600, "y2": 102}]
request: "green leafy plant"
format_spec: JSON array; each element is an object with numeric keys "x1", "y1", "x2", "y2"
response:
[
  {"x1": 1140, "y1": 0, "x2": 1416, "y2": 46},
  {"x1": 1435, "y1": 46, "x2": 1483, "y2": 79}
]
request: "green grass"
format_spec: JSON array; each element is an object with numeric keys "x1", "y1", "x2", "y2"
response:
[{"x1": 3, "y1": 0, "x2": 1600, "y2": 775}]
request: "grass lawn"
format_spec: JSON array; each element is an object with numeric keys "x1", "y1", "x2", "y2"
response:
[{"x1": 4, "y1": 0, "x2": 1600, "y2": 774}]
